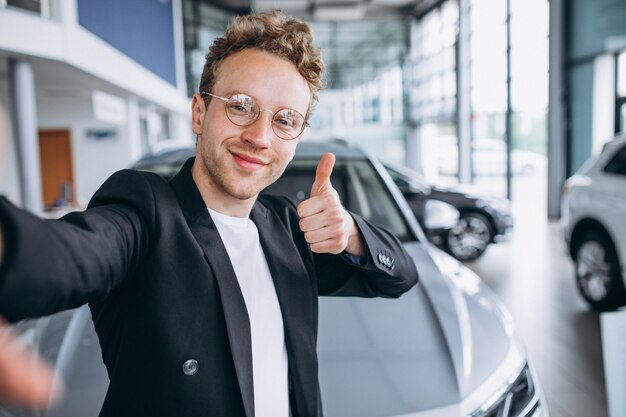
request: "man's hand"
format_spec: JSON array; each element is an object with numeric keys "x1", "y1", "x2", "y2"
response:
[
  {"x1": 0, "y1": 319, "x2": 60, "y2": 409},
  {"x1": 297, "y1": 153, "x2": 365, "y2": 256}
]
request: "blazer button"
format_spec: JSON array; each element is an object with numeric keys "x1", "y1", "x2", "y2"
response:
[{"x1": 182, "y1": 359, "x2": 199, "y2": 376}]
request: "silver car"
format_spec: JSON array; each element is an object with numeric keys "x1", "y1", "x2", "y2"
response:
[{"x1": 3, "y1": 142, "x2": 547, "y2": 417}]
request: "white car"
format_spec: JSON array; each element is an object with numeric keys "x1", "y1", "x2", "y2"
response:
[{"x1": 562, "y1": 134, "x2": 626, "y2": 311}]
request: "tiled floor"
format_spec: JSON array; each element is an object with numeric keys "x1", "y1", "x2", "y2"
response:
[{"x1": 465, "y1": 181, "x2": 608, "y2": 417}]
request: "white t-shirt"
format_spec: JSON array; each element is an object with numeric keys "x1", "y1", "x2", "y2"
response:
[{"x1": 208, "y1": 208, "x2": 290, "y2": 417}]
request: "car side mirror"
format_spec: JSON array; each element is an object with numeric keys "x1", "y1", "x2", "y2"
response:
[
  {"x1": 399, "y1": 183, "x2": 426, "y2": 196},
  {"x1": 423, "y1": 200, "x2": 459, "y2": 230}
]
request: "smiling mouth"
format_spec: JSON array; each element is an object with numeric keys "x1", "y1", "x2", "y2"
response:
[{"x1": 231, "y1": 152, "x2": 269, "y2": 172}]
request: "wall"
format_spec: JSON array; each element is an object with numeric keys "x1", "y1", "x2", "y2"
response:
[
  {"x1": 0, "y1": 6, "x2": 188, "y2": 114},
  {"x1": 77, "y1": 0, "x2": 177, "y2": 86},
  {"x1": 37, "y1": 95, "x2": 136, "y2": 207},
  {"x1": 567, "y1": 0, "x2": 626, "y2": 173},
  {"x1": 569, "y1": 0, "x2": 626, "y2": 61},
  {"x1": 569, "y1": 62, "x2": 594, "y2": 172}
]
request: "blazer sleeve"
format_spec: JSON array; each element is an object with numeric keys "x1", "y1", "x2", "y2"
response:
[
  {"x1": 261, "y1": 195, "x2": 418, "y2": 299},
  {"x1": 313, "y1": 211, "x2": 419, "y2": 298},
  {"x1": 0, "y1": 170, "x2": 161, "y2": 322}
]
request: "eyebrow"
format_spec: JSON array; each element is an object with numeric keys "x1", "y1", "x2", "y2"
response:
[{"x1": 220, "y1": 90, "x2": 307, "y2": 115}]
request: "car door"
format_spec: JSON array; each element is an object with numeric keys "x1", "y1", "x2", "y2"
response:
[{"x1": 597, "y1": 144, "x2": 626, "y2": 264}]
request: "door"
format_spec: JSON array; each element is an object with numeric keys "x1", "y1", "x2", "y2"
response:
[{"x1": 38, "y1": 129, "x2": 75, "y2": 208}]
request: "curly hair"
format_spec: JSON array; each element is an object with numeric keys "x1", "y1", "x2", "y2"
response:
[{"x1": 199, "y1": 10, "x2": 325, "y2": 119}]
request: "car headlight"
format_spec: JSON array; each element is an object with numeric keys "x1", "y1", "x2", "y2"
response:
[{"x1": 470, "y1": 364, "x2": 543, "y2": 417}]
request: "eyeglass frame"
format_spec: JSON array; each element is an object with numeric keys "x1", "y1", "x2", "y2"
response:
[{"x1": 200, "y1": 91, "x2": 310, "y2": 141}]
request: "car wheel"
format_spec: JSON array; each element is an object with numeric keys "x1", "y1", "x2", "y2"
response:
[
  {"x1": 446, "y1": 212, "x2": 493, "y2": 261},
  {"x1": 574, "y1": 231, "x2": 626, "y2": 311}
]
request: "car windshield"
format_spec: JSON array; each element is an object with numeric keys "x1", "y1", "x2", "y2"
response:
[
  {"x1": 134, "y1": 163, "x2": 182, "y2": 181},
  {"x1": 263, "y1": 159, "x2": 413, "y2": 242}
]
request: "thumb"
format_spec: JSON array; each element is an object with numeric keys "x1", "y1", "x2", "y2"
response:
[{"x1": 311, "y1": 153, "x2": 335, "y2": 196}]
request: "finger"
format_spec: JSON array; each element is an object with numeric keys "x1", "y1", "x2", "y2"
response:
[
  {"x1": 310, "y1": 153, "x2": 335, "y2": 197},
  {"x1": 310, "y1": 238, "x2": 345, "y2": 254},
  {"x1": 299, "y1": 208, "x2": 345, "y2": 232},
  {"x1": 297, "y1": 194, "x2": 329, "y2": 218},
  {"x1": 303, "y1": 224, "x2": 344, "y2": 245}
]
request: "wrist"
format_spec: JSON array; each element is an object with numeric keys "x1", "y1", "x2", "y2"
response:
[{"x1": 343, "y1": 211, "x2": 365, "y2": 257}]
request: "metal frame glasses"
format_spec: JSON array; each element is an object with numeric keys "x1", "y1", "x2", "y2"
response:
[{"x1": 201, "y1": 91, "x2": 309, "y2": 140}]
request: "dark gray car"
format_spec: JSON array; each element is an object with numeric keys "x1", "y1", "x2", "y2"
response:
[{"x1": 384, "y1": 162, "x2": 514, "y2": 262}]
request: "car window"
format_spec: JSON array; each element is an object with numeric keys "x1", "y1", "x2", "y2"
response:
[
  {"x1": 603, "y1": 145, "x2": 626, "y2": 176},
  {"x1": 263, "y1": 159, "x2": 413, "y2": 242}
]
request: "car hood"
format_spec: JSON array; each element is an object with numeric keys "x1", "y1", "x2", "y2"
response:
[
  {"x1": 431, "y1": 184, "x2": 482, "y2": 201},
  {"x1": 316, "y1": 241, "x2": 525, "y2": 417}
]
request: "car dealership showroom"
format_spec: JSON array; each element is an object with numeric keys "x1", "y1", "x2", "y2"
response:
[{"x1": 1, "y1": 0, "x2": 625, "y2": 416}]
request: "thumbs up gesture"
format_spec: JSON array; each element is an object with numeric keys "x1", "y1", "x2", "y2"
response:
[{"x1": 297, "y1": 153, "x2": 365, "y2": 256}]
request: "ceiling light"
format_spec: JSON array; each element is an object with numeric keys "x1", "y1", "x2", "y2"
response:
[{"x1": 312, "y1": 3, "x2": 366, "y2": 20}]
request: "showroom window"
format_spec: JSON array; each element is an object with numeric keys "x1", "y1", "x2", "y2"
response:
[
  {"x1": 182, "y1": 0, "x2": 233, "y2": 97},
  {"x1": 1, "y1": 0, "x2": 50, "y2": 17},
  {"x1": 468, "y1": 0, "x2": 549, "y2": 199},
  {"x1": 408, "y1": 1, "x2": 458, "y2": 125},
  {"x1": 408, "y1": 0, "x2": 459, "y2": 184}
]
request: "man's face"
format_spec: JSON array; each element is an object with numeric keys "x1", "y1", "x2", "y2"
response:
[{"x1": 191, "y1": 48, "x2": 311, "y2": 203}]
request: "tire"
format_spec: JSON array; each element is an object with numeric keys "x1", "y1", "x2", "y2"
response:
[
  {"x1": 574, "y1": 231, "x2": 626, "y2": 311},
  {"x1": 446, "y1": 212, "x2": 493, "y2": 262}
]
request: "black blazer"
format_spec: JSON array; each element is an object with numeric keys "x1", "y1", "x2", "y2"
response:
[{"x1": 0, "y1": 158, "x2": 418, "y2": 417}]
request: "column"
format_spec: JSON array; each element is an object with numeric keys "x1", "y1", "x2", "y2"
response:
[
  {"x1": 547, "y1": 0, "x2": 566, "y2": 219},
  {"x1": 10, "y1": 59, "x2": 43, "y2": 214}
]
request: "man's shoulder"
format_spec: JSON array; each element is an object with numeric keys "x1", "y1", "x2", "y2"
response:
[
  {"x1": 100, "y1": 169, "x2": 171, "y2": 194},
  {"x1": 88, "y1": 169, "x2": 175, "y2": 211}
]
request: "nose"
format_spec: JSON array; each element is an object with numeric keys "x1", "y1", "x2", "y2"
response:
[{"x1": 240, "y1": 110, "x2": 274, "y2": 148}]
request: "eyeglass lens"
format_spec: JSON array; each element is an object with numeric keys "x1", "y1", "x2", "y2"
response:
[{"x1": 225, "y1": 94, "x2": 305, "y2": 140}]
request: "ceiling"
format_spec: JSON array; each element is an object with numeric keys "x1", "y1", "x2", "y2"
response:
[
  {"x1": 202, "y1": 0, "x2": 438, "y2": 88},
  {"x1": 251, "y1": 0, "x2": 435, "y2": 21}
]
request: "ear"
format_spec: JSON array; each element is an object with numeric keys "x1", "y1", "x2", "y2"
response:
[{"x1": 191, "y1": 93, "x2": 206, "y2": 135}]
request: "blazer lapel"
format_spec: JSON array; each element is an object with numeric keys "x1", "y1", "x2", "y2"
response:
[
  {"x1": 251, "y1": 201, "x2": 318, "y2": 417},
  {"x1": 170, "y1": 158, "x2": 255, "y2": 417}
]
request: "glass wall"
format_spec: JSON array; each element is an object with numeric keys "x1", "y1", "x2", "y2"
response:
[
  {"x1": 408, "y1": 0, "x2": 459, "y2": 183},
  {"x1": 408, "y1": 0, "x2": 548, "y2": 198},
  {"x1": 509, "y1": 0, "x2": 549, "y2": 205},
  {"x1": 468, "y1": 0, "x2": 548, "y2": 200},
  {"x1": 469, "y1": 0, "x2": 507, "y2": 196},
  {"x1": 182, "y1": 0, "x2": 233, "y2": 97}
]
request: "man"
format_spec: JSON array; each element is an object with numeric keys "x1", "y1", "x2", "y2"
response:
[{"x1": 0, "y1": 10, "x2": 418, "y2": 417}]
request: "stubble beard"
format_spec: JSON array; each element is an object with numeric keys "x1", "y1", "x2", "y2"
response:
[{"x1": 200, "y1": 147, "x2": 281, "y2": 201}]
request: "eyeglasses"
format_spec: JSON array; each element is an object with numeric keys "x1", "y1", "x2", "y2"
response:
[{"x1": 201, "y1": 91, "x2": 309, "y2": 141}]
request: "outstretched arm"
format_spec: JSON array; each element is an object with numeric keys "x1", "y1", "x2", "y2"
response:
[{"x1": 0, "y1": 170, "x2": 161, "y2": 322}]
